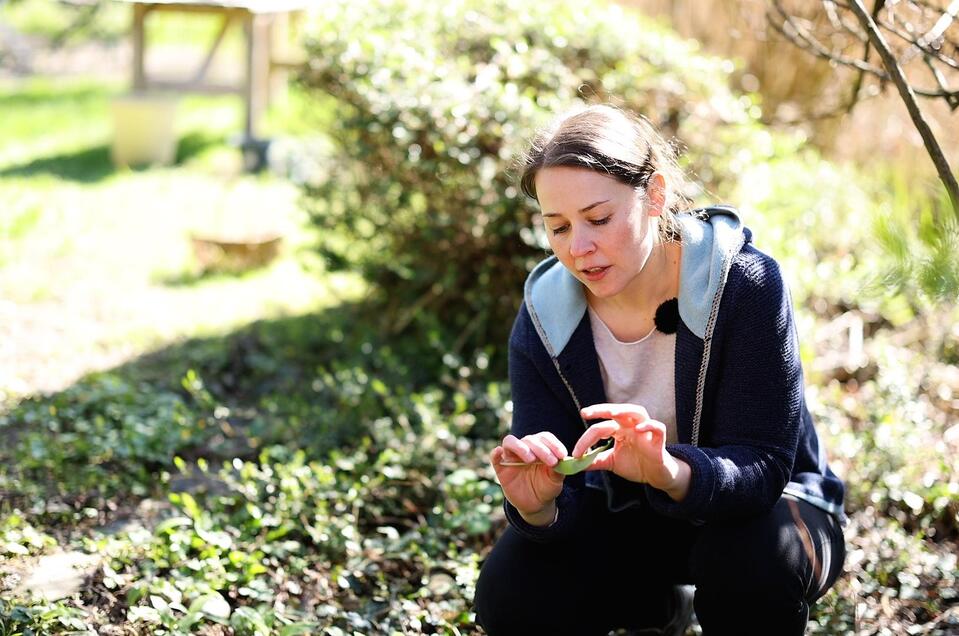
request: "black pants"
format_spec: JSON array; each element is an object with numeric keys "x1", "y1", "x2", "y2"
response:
[{"x1": 474, "y1": 490, "x2": 845, "y2": 636}]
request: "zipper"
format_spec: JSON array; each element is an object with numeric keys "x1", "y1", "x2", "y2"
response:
[
  {"x1": 690, "y1": 233, "x2": 745, "y2": 447},
  {"x1": 525, "y1": 298, "x2": 589, "y2": 430}
]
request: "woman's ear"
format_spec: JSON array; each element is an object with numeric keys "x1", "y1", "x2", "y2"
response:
[{"x1": 646, "y1": 172, "x2": 667, "y2": 217}]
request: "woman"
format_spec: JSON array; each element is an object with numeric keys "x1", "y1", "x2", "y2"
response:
[{"x1": 473, "y1": 105, "x2": 846, "y2": 636}]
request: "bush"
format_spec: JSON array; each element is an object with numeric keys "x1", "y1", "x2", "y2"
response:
[{"x1": 297, "y1": 0, "x2": 764, "y2": 365}]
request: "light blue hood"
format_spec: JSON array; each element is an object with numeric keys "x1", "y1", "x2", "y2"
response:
[{"x1": 523, "y1": 206, "x2": 745, "y2": 355}]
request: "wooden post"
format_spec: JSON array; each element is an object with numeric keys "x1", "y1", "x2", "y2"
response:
[
  {"x1": 132, "y1": 2, "x2": 148, "y2": 91},
  {"x1": 241, "y1": 10, "x2": 269, "y2": 142},
  {"x1": 249, "y1": 13, "x2": 271, "y2": 141}
]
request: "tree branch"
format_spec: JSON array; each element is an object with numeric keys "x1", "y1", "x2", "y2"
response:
[
  {"x1": 847, "y1": 0, "x2": 959, "y2": 216},
  {"x1": 879, "y1": 14, "x2": 959, "y2": 70},
  {"x1": 846, "y1": 0, "x2": 885, "y2": 113},
  {"x1": 769, "y1": 3, "x2": 959, "y2": 100},
  {"x1": 923, "y1": 55, "x2": 959, "y2": 109}
]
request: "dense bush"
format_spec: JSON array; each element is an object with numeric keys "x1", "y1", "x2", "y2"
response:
[{"x1": 298, "y1": 0, "x2": 766, "y2": 365}]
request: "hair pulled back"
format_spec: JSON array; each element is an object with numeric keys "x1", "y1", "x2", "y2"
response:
[{"x1": 519, "y1": 104, "x2": 693, "y2": 241}]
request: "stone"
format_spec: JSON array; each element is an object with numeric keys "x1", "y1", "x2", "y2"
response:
[{"x1": 18, "y1": 551, "x2": 101, "y2": 601}]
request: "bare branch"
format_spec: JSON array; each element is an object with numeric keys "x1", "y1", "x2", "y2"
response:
[
  {"x1": 847, "y1": 0, "x2": 959, "y2": 215},
  {"x1": 915, "y1": 0, "x2": 959, "y2": 52},
  {"x1": 823, "y1": 0, "x2": 871, "y2": 39},
  {"x1": 924, "y1": 55, "x2": 959, "y2": 108},
  {"x1": 824, "y1": 0, "x2": 845, "y2": 30},
  {"x1": 769, "y1": 0, "x2": 959, "y2": 100},
  {"x1": 878, "y1": 14, "x2": 959, "y2": 70},
  {"x1": 848, "y1": 0, "x2": 886, "y2": 113},
  {"x1": 769, "y1": 2, "x2": 877, "y2": 72}
]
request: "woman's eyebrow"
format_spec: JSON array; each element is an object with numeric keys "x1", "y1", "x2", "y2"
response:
[{"x1": 542, "y1": 199, "x2": 609, "y2": 217}]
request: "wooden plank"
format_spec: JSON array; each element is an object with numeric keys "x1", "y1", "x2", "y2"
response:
[
  {"x1": 138, "y1": 79, "x2": 242, "y2": 94},
  {"x1": 191, "y1": 11, "x2": 234, "y2": 83},
  {"x1": 116, "y1": 0, "x2": 313, "y2": 14},
  {"x1": 132, "y1": 3, "x2": 147, "y2": 90},
  {"x1": 241, "y1": 12, "x2": 272, "y2": 140}
]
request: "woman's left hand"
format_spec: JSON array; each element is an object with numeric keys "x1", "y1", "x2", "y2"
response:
[{"x1": 573, "y1": 403, "x2": 690, "y2": 501}]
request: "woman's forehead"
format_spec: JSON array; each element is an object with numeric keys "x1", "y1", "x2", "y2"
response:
[{"x1": 535, "y1": 167, "x2": 630, "y2": 213}]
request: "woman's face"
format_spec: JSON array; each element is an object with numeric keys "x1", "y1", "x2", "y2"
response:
[{"x1": 535, "y1": 166, "x2": 660, "y2": 301}]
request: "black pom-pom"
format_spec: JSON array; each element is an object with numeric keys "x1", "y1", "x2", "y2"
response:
[{"x1": 654, "y1": 298, "x2": 679, "y2": 334}]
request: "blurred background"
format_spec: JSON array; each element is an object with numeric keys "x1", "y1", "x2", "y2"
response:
[{"x1": 1, "y1": 0, "x2": 957, "y2": 634}]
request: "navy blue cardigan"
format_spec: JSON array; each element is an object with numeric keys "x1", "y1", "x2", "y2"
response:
[{"x1": 504, "y1": 208, "x2": 846, "y2": 542}]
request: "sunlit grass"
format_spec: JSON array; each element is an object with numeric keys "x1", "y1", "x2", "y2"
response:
[{"x1": 0, "y1": 75, "x2": 361, "y2": 400}]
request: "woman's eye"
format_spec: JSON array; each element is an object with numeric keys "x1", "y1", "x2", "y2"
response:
[
  {"x1": 550, "y1": 225, "x2": 569, "y2": 235},
  {"x1": 590, "y1": 216, "x2": 611, "y2": 226}
]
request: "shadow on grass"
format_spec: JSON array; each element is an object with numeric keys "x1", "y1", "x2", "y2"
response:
[
  {"x1": 0, "y1": 83, "x2": 109, "y2": 109},
  {"x1": 154, "y1": 259, "x2": 277, "y2": 288},
  {"x1": 0, "y1": 144, "x2": 114, "y2": 182},
  {"x1": 0, "y1": 298, "x2": 483, "y2": 474},
  {"x1": 154, "y1": 267, "x2": 253, "y2": 288},
  {"x1": 0, "y1": 131, "x2": 228, "y2": 183}
]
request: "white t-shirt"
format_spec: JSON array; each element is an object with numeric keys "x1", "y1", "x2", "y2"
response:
[{"x1": 587, "y1": 305, "x2": 678, "y2": 444}]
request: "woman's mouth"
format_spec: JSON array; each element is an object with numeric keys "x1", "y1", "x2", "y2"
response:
[{"x1": 581, "y1": 266, "x2": 610, "y2": 281}]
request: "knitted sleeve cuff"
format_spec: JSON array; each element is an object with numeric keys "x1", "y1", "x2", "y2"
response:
[
  {"x1": 645, "y1": 444, "x2": 715, "y2": 521},
  {"x1": 503, "y1": 487, "x2": 578, "y2": 543}
]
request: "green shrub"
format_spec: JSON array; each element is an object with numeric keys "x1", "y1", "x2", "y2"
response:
[{"x1": 297, "y1": 0, "x2": 764, "y2": 364}]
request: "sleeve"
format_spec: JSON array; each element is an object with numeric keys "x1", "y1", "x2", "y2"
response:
[
  {"x1": 646, "y1": 250, "x2": 802, "y2": 522},
  {"x1": 502, "y1": 304, "x2": 590, "y2": 542}
]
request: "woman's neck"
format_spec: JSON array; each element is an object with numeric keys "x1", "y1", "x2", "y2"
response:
[{"x1": 586, "y1": 242, "x2": 682, "y2": 341}]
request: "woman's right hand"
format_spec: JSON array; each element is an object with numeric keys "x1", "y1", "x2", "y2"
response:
[{"x1": 490, "y1": 432, "x2": 567, "y2": 524}]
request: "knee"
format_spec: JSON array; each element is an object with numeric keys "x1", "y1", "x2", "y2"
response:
[
  {"x1": 691, "y1": 512, "x2": 806, "y2": 604},
  {"x1": 472, "y1": 532, "x2": 543, "y2": 636},
  {"x1": 473, "y1": 555, "x2": 512, "y2": 635},
  {"x1": 473, "y1": 529, "x2": 605, "y2": 636}
]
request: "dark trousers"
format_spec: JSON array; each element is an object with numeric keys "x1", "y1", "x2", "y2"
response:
[{"x1": 474, "y1": 490, "x2": 845, "y2": 636}]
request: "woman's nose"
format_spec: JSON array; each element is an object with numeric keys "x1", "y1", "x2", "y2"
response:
[{"x1": 569, "y1": 228, "x2": 595, "y2": 257}]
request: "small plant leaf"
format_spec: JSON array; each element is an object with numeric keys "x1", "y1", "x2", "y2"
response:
[{"x1": 552, "y1": 441, "x2": 613, "y2": 475}]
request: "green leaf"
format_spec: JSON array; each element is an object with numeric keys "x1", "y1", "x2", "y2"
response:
[
  {"x1": 154, "y1": 516, "x2": 193, "y2": 534},
  {"x1": 230, "y1": 606, "x2": 270, "y2": 635},
  {"x1": 180, "y1": 592, "x2": 231, "y2": 630},
  {"x1": 279, "y1": 623, "x2": 318, "y2": 636},
  {"x1": 552, "y1": 441, "x2": 613, "y2": 475}
]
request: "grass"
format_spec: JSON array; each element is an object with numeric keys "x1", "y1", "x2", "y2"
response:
[{"x1": 0, "y1": 75, "x2": 362, "y2": 400}]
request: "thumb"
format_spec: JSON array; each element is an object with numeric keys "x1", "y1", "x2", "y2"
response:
[{"x1": 543, "y1": 463, "x2": 566, "y2": 485}]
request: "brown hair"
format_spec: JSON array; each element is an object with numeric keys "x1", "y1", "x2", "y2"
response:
[{"x1": 519, "y1": 104, "x2": 693, "y2": 241}]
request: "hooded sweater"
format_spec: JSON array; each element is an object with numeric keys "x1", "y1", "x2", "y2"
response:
[{"x1": 504, "y1": 206, "x2": 846, "y2": 542}]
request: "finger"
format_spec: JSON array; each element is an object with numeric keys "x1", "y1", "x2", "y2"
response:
[
  {"x1": 524, "y1": 435, "x2": 559, "y2": 466},
  {"x1": 533, "y1": 431, "x2": 569, "y2": 459},
  {"x1": 572, "y1": 420, "x2": 619, "y2": 458},
  {"x1": 491, "y1": 445, "x2": 522, "y2": 467},
  {"x1": 633, "y1": 421, "x2": 666, "y2": 445},
  {"x1": 581, "y1": 403, "x2": 649, "y2": 425},
  {"x1": 502, "y1": 435, "x2": 536, "y2": 463},
  {"x1": 582, "y1": 448, "x2": 615, "y2": 472}
]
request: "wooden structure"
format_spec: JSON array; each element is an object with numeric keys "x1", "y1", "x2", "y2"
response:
[{"x1": 120, "y1": 0, "x2": 309, "y2": 168}]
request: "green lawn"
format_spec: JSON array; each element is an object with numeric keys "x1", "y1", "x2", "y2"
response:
[{"x1": 0, "y1": 76, "x2": 360, "y2": 399}]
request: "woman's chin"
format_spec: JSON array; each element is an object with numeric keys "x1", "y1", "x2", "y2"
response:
[{"x1": 582, "y1": 280, "x2": 623, "y2": 300}]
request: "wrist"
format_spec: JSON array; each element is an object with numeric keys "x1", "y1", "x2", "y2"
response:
[
  {"x1": 518, "y1": 501, "x2": 558, "y2": 527},
  {"x1": 662, "y1": 456, "x2": 691, "y2": 502}
]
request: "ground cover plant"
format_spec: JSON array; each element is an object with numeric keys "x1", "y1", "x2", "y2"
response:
[{"x1": 2, "y1": 0, "x2": 958, "y2": 634}]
